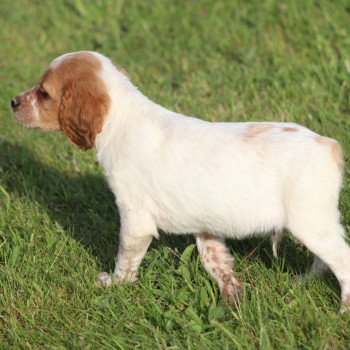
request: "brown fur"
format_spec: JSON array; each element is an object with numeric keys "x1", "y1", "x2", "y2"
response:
[
  {"x1": 55, "y1": 53, "x2": 111, "y2": 150},
  {"x1": 282, "y1": 127, "x2": 298, "y2": 132},
  {"x1": 243, "y1": 123, "x2": 274, "y2": 141},
  {"x1": 315, "y1": 136, "x2": 344, "y2": 172},
  {"x1": 12, "y1": 52, "x2": 111, "y2": 149}
]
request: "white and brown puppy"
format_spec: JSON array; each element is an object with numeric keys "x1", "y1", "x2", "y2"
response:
[{"x1": 11, "y1": 51, "x2": 350, "y2": 312}]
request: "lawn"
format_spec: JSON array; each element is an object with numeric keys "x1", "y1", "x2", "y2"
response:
[{"x1": 1, "y1": 0, "x2": 350, "y2": 348}]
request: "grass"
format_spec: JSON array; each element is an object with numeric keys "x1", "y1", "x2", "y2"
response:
[{"x1": 1, "y1": 0, "x2": 350, "y2": 348}]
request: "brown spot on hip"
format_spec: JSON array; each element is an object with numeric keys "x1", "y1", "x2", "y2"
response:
[{"x1": 315, "y1": 136, "x2": 344, "y2": 172}]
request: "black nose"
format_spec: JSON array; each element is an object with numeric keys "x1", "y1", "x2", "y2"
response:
[{"x1": 11, "y1": 98, "x2": 20, "y2": 109}]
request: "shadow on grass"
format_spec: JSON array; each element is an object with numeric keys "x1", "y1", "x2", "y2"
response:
[
  {"x1": 0, "y1": 140, "x2": 195, "y2": 271},
  {"x1": 0, "y1": 140, "x2": 115, "y2": 268},
  {"x1": 1, "y1": 139, "x2": 336, "y2": 286}
]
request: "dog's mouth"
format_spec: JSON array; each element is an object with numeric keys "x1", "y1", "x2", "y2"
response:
[{"x1": 12, "y1": 111, "x2": 38, "y2": 128}]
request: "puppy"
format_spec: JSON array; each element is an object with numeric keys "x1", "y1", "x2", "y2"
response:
[{"x1": 11, "y1": 51, "x2": 350, "y2": 312}]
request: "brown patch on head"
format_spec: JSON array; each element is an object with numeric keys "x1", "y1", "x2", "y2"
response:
[
  {"x1": 12, "y1": 52, "x2": 110, "y2": 150},
  {"x1": 282, "y1": 127, "x2": 298, "y2": 132},
  {"x1": 54, "y1": 52, "x2": 111, "y2": 150},
  {"x1": 243, "y1": 123, "x2": 274, "y2": 141},
  {"x1": 11, "y1": 87, "x2": 41, "y2": 127},
  {"x1": 315, "y1": 136, "x2": 344, "y2": 172}
]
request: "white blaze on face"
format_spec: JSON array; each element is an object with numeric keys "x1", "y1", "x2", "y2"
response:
[{"x1": 30, "y1": 97, "x2": 39, "y2": 120}]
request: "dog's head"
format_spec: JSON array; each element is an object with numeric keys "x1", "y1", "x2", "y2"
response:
[{"x1": 11, "y1": 51, "x2": 111, "y2": 150}]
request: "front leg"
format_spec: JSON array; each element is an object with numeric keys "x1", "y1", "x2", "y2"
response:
[
  {"x1": 99, "y1": 235, "x2": 153, "y2": 286},
  {"x1": 98, "y1": 210, "x2": 156, "y2": 286}
]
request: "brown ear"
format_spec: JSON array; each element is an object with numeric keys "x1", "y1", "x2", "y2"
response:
[{"x1": 59, "y1": 76, "x2": 110, "y2": 150}]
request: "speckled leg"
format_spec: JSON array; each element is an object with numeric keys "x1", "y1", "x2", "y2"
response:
[
  {"x1": 196, "y1": 234, "x2": 243, "y2": 303},
  {"x1": 98, "y1": 235, "x2": 153, "y2": 286}
]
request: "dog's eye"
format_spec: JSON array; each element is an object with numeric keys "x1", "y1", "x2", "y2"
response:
[
  {"x1": 38, "y1": 87, "x2": 49, "y2": 99},
  {"x1": 40, "y1": 90, "x2": 49, "y2": 98}
]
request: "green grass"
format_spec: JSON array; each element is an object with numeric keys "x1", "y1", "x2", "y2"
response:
[{"x1": 1, "y1": 0, "x2": 350, "y2": 348}]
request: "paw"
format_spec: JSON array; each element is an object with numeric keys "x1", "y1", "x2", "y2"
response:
[
  {"x1": 97, "y1": 271, "x2": 112, "y2": 287},
  {"x1": 221, "y1": 281, "x2": 243, "y2": 306}
]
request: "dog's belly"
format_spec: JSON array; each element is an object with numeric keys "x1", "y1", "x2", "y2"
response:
[{"x1": 154, "y1": 193, "x2": 286, "y2": 238}]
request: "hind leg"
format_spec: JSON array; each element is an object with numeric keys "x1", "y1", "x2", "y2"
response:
[
  {"x1": 289, "y1": 218, "x2": 350, "y2": 312},
  {"x1": 271, "y1": 229, "x2": 283, "y2": 259},
  {"x1": 196, "y1": 234, "x2": 243, "y2": 304},
  {"x1": 308, "y1": 255, "x2": 330, "y2": 279},
  {"x1": 300, "y1": 255, "x2": 330, "y2": 282}
]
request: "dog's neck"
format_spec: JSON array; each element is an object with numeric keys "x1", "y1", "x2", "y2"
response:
[{"x1": 95, "y1": 59, "x2": 176, "y2": 170}]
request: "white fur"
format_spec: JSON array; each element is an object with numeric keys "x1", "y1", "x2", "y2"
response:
[
  {"x1": 63, "y1": 52, "x2": 350, "y2": 310},
  {"x1": 30, "y1": 98, "x2": 39, "y2": 120}
]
